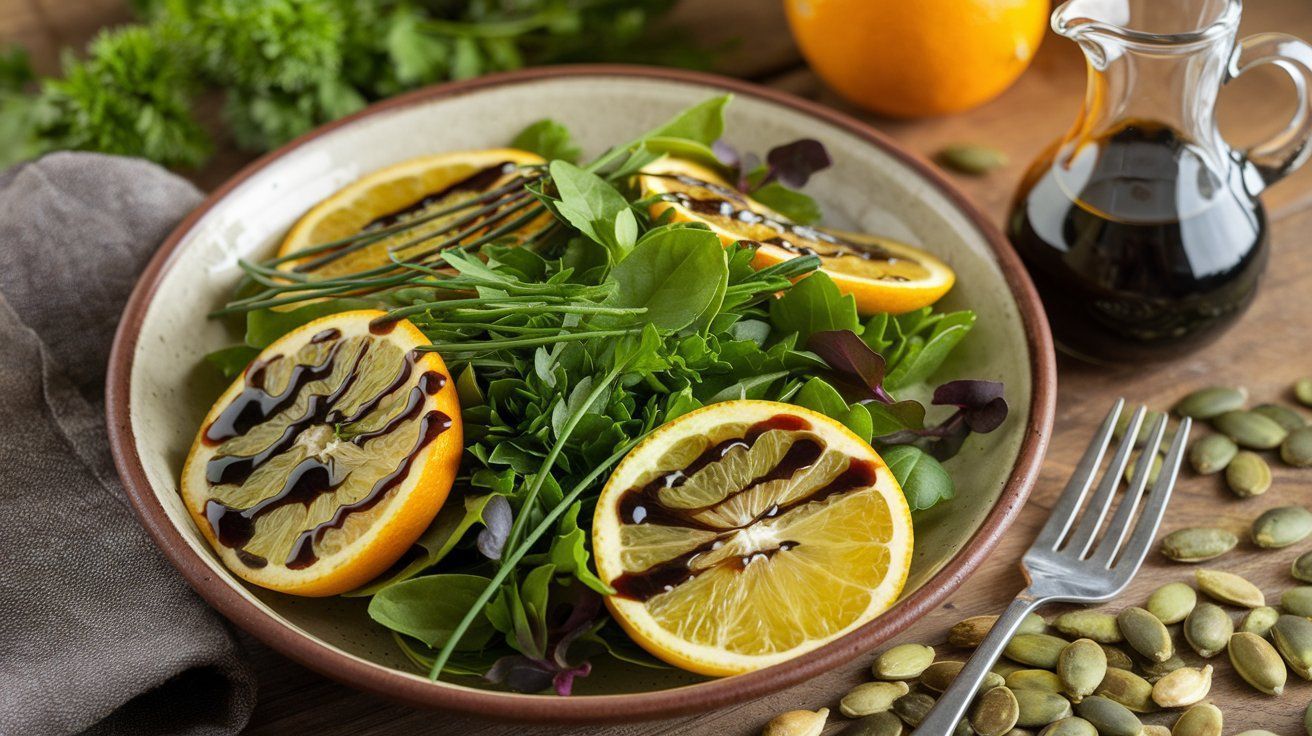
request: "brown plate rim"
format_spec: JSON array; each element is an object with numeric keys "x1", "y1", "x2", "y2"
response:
[{"x1": 105, "y1": 63, "x2": 1056, "y2": 724}]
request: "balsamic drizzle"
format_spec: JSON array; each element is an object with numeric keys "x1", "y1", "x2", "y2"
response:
[
  {"x1": 609, "y1": 415, "x2": 879, "y2": 602},
  {"x1": 359, "y1": 161, "x2": 519, "y2": 233},
  {"x1": 203, "y1": 334, "x2": 449, "y2": 569}
]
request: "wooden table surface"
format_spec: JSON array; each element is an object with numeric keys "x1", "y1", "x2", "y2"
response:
[{"x1": 6, "y1": 1, "x2": 1312, "y2": 734}]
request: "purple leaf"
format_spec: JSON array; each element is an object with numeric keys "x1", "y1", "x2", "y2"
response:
[
  {"x1": 807, "y1": 329, "x2": 895, "y2": 404},
  {"x1": 485, "y1": 655, "x2": 555, "y2": 694},
  {"x1": 712, "y1": 139, "x2": 741, "y2": 169},
  {"x1": 765, "y1": 139, "x2": 832, "y2": 189},
  {"x1": 933, "y1": 380, "x2": 1009, "y2": 433},
  {"x1": 476, "y1": 495, "x2": 512, "y2": 560}
]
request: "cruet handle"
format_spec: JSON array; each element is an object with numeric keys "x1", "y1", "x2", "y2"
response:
[{"x1": 1228, "y1": 33, "x2": 1312, "y2": 188}]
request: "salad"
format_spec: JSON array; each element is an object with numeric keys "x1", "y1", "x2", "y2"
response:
[{"x1": 180, "y1": 96, "x2": 1008, "y2": 695}]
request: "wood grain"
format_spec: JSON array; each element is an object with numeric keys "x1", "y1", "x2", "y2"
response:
[{"x1": 6, "y1": 0, "x2": 1312, "y2": 733}]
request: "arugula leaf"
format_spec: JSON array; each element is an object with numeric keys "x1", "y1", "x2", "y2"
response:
[
  {"x1": 749, "y1": 182, "x2": 822, "y2": 225},
  {"x1": 548, "y1": 503, "x2": 612, "y2": 594},
  {"x1": 346, "y1": 493, "x2": 499, "y2": 597},
  {"x1": 549, "y1": 160, "x2": 636, "y2": 260},
  {"x1": 244, "y1": 297, "x2": 374, "y2": 348},
  {"x1": 884, "y1": 310, "x2": 976, "y2": 390},
  {"x1": 768, "y1": 272, "x2": 860, "y2": 345},
  {"x1": 367, "y1": 574, "x2": 498, "y2": 650},
  {"x1": 512, "y1": 119, "x2": 581, "y2": 163},
  {"x1": 795, "y1": 377, "x2": 848, "y2": 420},
  {"x1": 881, "y1": 444, "x2": 955, "y2": 511},
  {"x1": 203, "y1": 344, "x2": 260, "y2": 379},
  {"x1": 649, "y1": 94, "x2": 731, "y2": 145},
  {"x1": 602, "y1": 225, "x2": 728, "y2": 333}
]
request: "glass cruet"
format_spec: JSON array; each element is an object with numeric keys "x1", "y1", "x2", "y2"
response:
[{"x1": 1008, "y1": 0, "x2": 1312, "y2": 364}]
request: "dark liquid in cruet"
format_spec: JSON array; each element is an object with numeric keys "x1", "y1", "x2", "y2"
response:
[{"x1": 1007, "y1": 120, "x2": 1268, "y2": 363}]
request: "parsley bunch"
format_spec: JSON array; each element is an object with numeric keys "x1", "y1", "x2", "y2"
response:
[
  {"x1": 201, "y1": 97, "x2": 1008, "y2": 693},
  {"x1": 0, "y1": 0, "x2": 697, "y2": 170}
]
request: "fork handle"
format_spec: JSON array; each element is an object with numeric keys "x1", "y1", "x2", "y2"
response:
[{"x1": 915, "y1": 592, "x2": 1049, "y2": 735}]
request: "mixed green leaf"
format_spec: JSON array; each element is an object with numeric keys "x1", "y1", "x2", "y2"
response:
[{"x1": 204, "y1": 97, "x2": 1007, "y2": 694}]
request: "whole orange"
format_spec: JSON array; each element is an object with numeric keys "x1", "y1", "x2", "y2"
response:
[{"x1": 784, "y1": 0, "x2": 1049, "y2": 118}]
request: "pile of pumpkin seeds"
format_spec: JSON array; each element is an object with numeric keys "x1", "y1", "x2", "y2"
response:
[
  {"x1": 1173, "y1": 382, "x2": 1312, "y2": 497},
  {"x1": 761, "y1": 380, "x2": 1312, "y2": 736}
]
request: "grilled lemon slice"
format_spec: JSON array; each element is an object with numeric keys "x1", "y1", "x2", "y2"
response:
[
  {"x1": 592, "y1": 400, "x2": 912, "y2": 675},
  {"x1": 277, "y1": 148, "x2": 548, "y2": 279},
  {"x1": 181, "y1": 310, "x2": 462, "y2": 596},
  {"x1": 638, "y1": 156, "x2": 956, "y2": 315}
]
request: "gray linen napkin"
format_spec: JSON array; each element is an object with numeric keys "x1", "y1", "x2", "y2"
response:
[{"x1": 0, "y1": 153, "x2": 256, "y2": 736}]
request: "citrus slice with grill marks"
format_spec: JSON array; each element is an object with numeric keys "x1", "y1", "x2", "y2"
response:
[
  {"x1": 592, "y1": 400, "x2": 913, "y2": 675},
  {"x1": 277, "y1": 148, "x2": 549, "y2": 279},
  {"x1": 638, "y1": 157, "x2": 956, "y2": 314},
  {"x1": 180, "y1": 310, "x2": 462, "y2": 596}
]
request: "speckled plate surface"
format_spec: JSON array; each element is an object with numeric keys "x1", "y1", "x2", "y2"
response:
[{"x1": 106, "y1": 65, "x2": 1055, "y2": 723}]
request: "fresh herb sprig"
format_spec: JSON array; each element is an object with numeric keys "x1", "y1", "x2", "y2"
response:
[
  {"x1": 0, "y1": 0, "x2": 705, "y2": 169},
  {"x1": 206, "y1": 97, "x2": 1007, "y2": 694}
]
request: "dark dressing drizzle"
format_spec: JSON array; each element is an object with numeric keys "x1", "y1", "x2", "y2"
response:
[
  {"x1": 360, "y1": 161, "x2": 518, "y2": 232},
  {"x1": 650, "y1": 173, "x2": 900, "y2": 264},
  {"x1": 284, "y1": 410, "x2": 452, "y2": 569},
  {"x1": 610, "y1": 414, "x2": 879, "y2": 602},
  {"x1": 203, "y1": 336, "x2": 448, "y2": 569}
]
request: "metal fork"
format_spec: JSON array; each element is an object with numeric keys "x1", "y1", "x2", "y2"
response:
[{"x1": 916, "y1": 400, "x2": 1191, "y2": 735}]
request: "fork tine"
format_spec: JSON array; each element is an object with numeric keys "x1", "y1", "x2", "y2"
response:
[
  {"x1": 1063, "y1": 406, "x2": 1147, "y2": 558},
  {"x1": 1088, "y1": 412, "x2": 1168, "y2": 567},
  {"x1": 1032, "y1": 399, "x2": 1125, "y2": 550},
  {"x1": 1110, "y1": 418, "x2": 1192, "y2": 582}
]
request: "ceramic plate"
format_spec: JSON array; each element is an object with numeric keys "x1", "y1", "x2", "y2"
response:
[{"x1": 106, "y1": 65, "x2": 1055, "y2": 722}]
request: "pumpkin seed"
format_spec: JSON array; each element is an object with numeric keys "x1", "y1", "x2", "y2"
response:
[
  {"x1": 873, "y1": 643, "x2": 935, "y2": 680},
  {"x1": 1007, "y1": 729, "x2": 1035, "y2": 736},
  {"x1": 1117, "y1": 607, "x2": 1173, "y2": 662},
  {"x1": 1305, "y1": 700, "x2": 1312, "y2": 736},
  {"x1": 1058, "y1": 639, "x2": 1107, "y2": 703},
  {"x1": 919, "y1": 661, "x2": 1004, "y2": 694},
  {"x1": 993, "y1": 660, "x2": 1024, "y2": 678},
  {"x1": 1252, "y1": 505, "x2": 1312, "y2": 548},
  {"x1": 1040, "y1": 718, "x2": 1099, "y2": 736},
  {"x1": 1254, "y1": 403, "x2": 1307, "y2": 431},
  {"x1": 1174, "y1": 387, "x2": 1246, "y2": 419},
  {"x1": 971, "y1": 686, "x2": 1021, "y2": 736},
  {"x1": 1006, "y1": 669, "x2": 1064, "y2": 692},
  {"x1": 1296, "y1": 378, "x2": 1312, "y2": 408},
  {"x1": 1292, "y1": 551, "x2": 1312, "y2": 582},
  {"x1": 1013, "y1": 689, "x2": 1073, "y2": 728},
  {"x1": 840, "y1": 681, "x2": 909, "y2": 717},
  {"x1": 1143, "y1": 727, "x2": 1171, "y2": 736},
  {"x1": 936, "y1": 143, "x2": 1008, "y2": 175},
  {"x1": 1228, "y1": 631, "x2": 1287, "y2": 695},
  {"x1": 1282, "y1": 426, "x2": 1312, "y2": 467},
  {"x1": 951, "y1": 613, "x2": 1046, "y2": 648},
  {"x1": 892, "y1": 692, "x2": 935, "y2": 727},
  {"x1": 764, "y1": 708, "x2": 829, "y2": 736},
  {"x1": 1006, "y1": 633, "x2": 1070, "y2": 669},
  {"x1": 1272, "y1": 613, "x2": 1312, "y2": 680},
  {"x1": 1139, "y1": 653, "x2": 1186, "y2": 683},
  {"x1": 955, "y1": 720, "x2": 975, "y2": 736},
  {"x1": 1171, "y1": 703, "x2": 1221, "y2": 736},
  {"x1": 1195, "y1": 568, "x2": 1265, "y2": 608},
  {"x1": 1124, "y1": 452, "x2": 1162, "y2": 486},
  {"x1": 1146, "y1": 582, "x2": 1196, "y2": 624},
  {"x1": 1149, "y1": 665, "x2": 1211, "y2": 708},
  {"x1": 1094, "y1": 668, "x2": 1156, "y2": 713},
  {"x1": 1239, "y1": 606, "x2": 1280, "y2": 637},
  {"x1": 1187, "y1": 435, "x2": 1237, "y2": 475},
  {"x1": 1225, "y1": 451, "x2": 1273, "y2": 498},
  {"x1": 1215, "y1": 410, "x2": 1288, "y2": 449},
  {"x1": 1115, "y1": 411, "x2": 1166, "y2": 448},
  {"x1": 1055, "y1": 611, "x2": 1124, "y2": 644},
  {"x1": 1074, "y1": 695, "x2": 1142, "y2": 736},
  {"x1": 843, "y1": 711, "x2": 903, "y2": 736},
  {"x1": 1159, "y1": 528, "x2": 1237, "y2": 563},
  {"x1": 1099, "y1": 645, "x2": 1136, "y2": 671},
  {"x1": 1283, "y1": 585, "x2": 1312, "y2": 617},
  {"x1": 1182, "y1": 602, "x2": 1232, "y2": 658}
]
